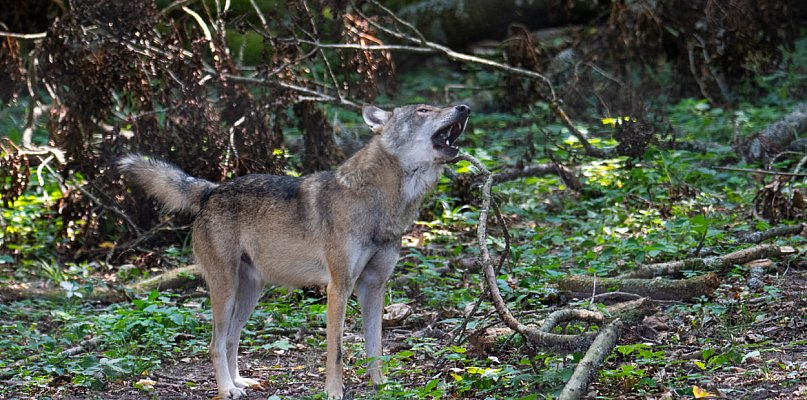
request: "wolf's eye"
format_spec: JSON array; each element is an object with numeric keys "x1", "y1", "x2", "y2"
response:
[{"x1": 418, "y1": 108, "x2": 430, "y2": 113}]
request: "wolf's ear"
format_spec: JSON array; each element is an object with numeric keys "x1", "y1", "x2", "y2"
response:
[{"x1": 362, "y1": 105, "x2": 391, "y2": 134}]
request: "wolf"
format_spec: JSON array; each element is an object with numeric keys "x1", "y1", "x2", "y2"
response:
[{"x1": 118, "y1": 103, "x2": 470, "y2": 399}]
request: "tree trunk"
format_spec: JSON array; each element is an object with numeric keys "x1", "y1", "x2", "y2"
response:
[{"x1": 396, "y1": 0, "x2": 604, "y2": 47}]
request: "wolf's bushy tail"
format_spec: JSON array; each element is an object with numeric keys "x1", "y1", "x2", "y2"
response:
[{"x1": 118, "y1": 154, "x2": 218, "y2": 214}]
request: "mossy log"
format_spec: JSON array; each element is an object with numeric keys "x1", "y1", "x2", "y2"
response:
[
  {"x1": 0, "y1": 265, "x2": 203, "y2": 303},
  {"x1": 558, "y1": 273, "x2": 720, "y2": 302}
]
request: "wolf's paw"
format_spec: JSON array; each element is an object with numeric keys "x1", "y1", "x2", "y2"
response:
[
  {"x1": 233, "y1": 377, "x2": 262, "y2": 388},
  {"x1": 218, "y1": 387, "x2": 247, "y2": 399}
]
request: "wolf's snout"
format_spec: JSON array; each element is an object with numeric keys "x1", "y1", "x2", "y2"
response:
[{"x1": 455, "y1": 104, "x2": 470, "y2": 115}]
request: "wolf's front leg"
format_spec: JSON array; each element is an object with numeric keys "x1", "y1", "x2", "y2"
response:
[
  {"x1": 356, "y1": 247, "x2": 398, "y2": 386},
  {"x1": 325, "y1": 279, "x2": 351, "y2": 399}
]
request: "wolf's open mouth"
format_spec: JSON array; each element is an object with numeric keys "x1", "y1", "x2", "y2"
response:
[{"x1": 431, "y1": 115, "x2": 468, "y2": 155}]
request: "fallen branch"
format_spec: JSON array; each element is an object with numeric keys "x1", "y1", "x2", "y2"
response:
[
  {"x1": 618, "y1": 244, "x2": 788, "y2": 279},
  {"x1": 468, "y1": 298, "x2": 655, "y2": 355},
  {"x1": 559, "y1": 273, "x2": 720, "y2": 302},
  {"x1": 0, "y1": 31, "x2": 47, "y2": 39},
  {"x1": 558, "y1": 319, "x2": 622, "y2": 400},
  {"x1": 692, "y1": 224, "x2": 804, "y2": 257},
  {"x1": 603, "y1": 298, "x2": 658, "y2": 324},
  {"x1": 491, "y1": 163, "x2": 560, "y2": 184},
  {"x1": 737, "y1": 224, "x2": 806, "y2": 244},
  {"x1": 540, "y1": 309, "x2": 604, "y2": 333},
  {"x1": 457, "y1": 154, "x2": 600, "y2": 352},
  {"x1": 456, "y1": 154, "x2": 657, "y2": 357}
]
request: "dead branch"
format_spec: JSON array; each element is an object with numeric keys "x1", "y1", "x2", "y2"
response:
[
  {"x1": 161, "y1": 0, "x2": 200, "y2": 16},
  {"x1": 618, "y1": 244, "x2": 788, "y2": 279},
  {"x1": 469, "y1": 298, "x2": 655, "y2": 355},
  {"x1": 540, "y1": 309, "x2": 604, "y2": 333},
  {"x1": 558, "y1": 319, "x2": 622, "y2": 400},
  {"x1": 692, "y1": 224, "x2": 804, "y2": 257},
  {"x1": 737, "y1": 224, "x2": 806, "y2": 244},
  {"x1": 291, "y1": 40, "x2": 436, "y2": 53},
  {"x1": 0, "y1": 31, "x2": 47, "y2": 39},
  {"x1": 457, "y1": 153, "x2": 621, "y2": 354},
  {"x1": 559, "y1": 273, "x2": 720, "y2": 302},
  {"x1": 60, "y1": 336, "x2": 103, "y2": 358},
  {"x1": 223, "y1": 73, "x2": 362, "y2": 111},
  {"x1": 359, "y1": 2, "x2": 554, "y2": 96},
  {"x1": 587, "y1": 291, "x2": 643, "y2": 303}
]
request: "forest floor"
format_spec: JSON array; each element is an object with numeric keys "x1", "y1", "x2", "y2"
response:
[
  {"x1": 3, "y1": 34, "x2": 807, "y2": 400},
  {"x1": 2, "y1": 223, "x2": 805, "y2": 399}
]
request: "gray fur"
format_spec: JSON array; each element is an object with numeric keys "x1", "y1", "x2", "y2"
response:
[
  {"x1": 119, "y1": 103, "x2": 470, "y2": 399},
  {"x1": 118, "y1": 155, "x2": 218, "y2": 214}
]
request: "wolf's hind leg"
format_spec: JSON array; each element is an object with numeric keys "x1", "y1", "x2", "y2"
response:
[
  {"x1": 227, "y1": 255, "x2": 264, "y2": 388},
  {"x1": 196, "y1": 233, "x2": 244, "y2": 399}
]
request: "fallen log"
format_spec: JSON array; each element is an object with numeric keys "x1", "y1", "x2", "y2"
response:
[
  {"x1": 619, "y1": 244, "x2": 790, "y2": 279},
  {"x1": 558, "y1": 273, "x2": 720, "y2": 302},
  {"x1": 0, "y1": 265, "x2": 203, "y2": 303}
]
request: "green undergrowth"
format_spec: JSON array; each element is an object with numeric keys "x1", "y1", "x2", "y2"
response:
[{"x1": 0, "y1": 292, "x2": 206, "y2": 395}]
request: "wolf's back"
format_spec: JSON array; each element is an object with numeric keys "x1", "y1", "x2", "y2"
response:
[{"x1": 118, "y1": 154, "x2": 218, "y2": 214}]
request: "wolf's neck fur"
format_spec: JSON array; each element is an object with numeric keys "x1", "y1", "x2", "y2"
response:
[
  {"x1": 335, "y1": 137, "x2": 442, "y2": 204},
  {"x1": 400, "y1": 163, "x2": 443, "y2": 203}
]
